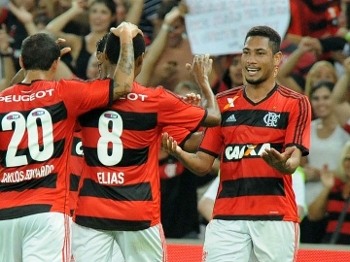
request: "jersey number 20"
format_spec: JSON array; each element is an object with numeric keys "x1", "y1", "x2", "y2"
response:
[{"x1": 2, "y1": 108, "x2": 54, "y2": 167}]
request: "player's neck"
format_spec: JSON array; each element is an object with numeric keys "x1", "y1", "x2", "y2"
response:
[
  {"x1": 244, "y1": 80, "x2": 276, "y2": 103},
  {"x1": 21, "y1": 70, "x2": 55, "y2": 84}
]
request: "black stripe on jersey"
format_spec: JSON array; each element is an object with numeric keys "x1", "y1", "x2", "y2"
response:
[
  {"x1": 75, "y1": 215, "x2": 151, "y2": 231},
  {"x1": 218, "y1": 177, "x2": 285, "y2": 198},
  {"x1": 70, "y1": 173, "x2": 80, "y2": 191},
  {"x1": 213, "y1": 214, "x2": 284, "y2": 221},
  {"x1": 79, "y1": 109, "x2": 157, "y2": 131},
  {"x1": 221, "y1": 110, "x2": 289, "y2": 129},
  {"x1": 71, "y1": 136, "x2": 83, "y2": 157},
  {"x1": 0, "y1": 204, "x2": 52, "y2": 220},
  {"x1": 79, "y1": 178, "x2": 152, "y2": 201},
  {"x1": 83, "y1": 146, "x2": 148, "y2": 167},
  {"x1": 0, "y1": 173, "x2": 58, "y2": 192},
  {"x1": 1, "y1": 139, "x2": 64, "y2": 167},
  {"x1": 0, "y1": 101, "x2": 67, "y2": 130}
]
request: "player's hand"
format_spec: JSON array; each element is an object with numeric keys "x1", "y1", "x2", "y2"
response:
[
  {"x1": 182, "y1": 93, "x2": 201, "y2": 106},
  {"x1": 161, "y1": 132, "x2": 182, "y2": 158},
  {"x1": 261, "y1": 146, "x2": 296, "y2": 174},
  {"x1": 8, "y1": 2, "x2": 34, "y2": 24},
  {"x1": 319, "y1": 164, "x2": 335, "y2": 189},
  {"x1": 186, "y1": 54, "x2": 212, "y2": 82},
  {"x1": 111, "y1": 22, "x2": 143, "y2": 38}
]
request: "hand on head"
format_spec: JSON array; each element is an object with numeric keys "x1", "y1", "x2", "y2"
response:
[{"x1": 110, "y1": 22, "x2": 143, "y2": 38}]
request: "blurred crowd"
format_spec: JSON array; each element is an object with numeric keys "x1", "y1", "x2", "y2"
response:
[{"x1": 1, "y1": 0, "x2": 350, "y2": 245}]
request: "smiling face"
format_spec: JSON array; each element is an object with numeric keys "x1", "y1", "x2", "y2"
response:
[
  {"x1": 89, "y1": 2, "x2": 115, "y2": 33},
  {"x1": 310, "y1": 85, "x2": 333, "y2": 118},
  {"x1": 241, "y1": 36, "x2": 280, "y2": 87}
]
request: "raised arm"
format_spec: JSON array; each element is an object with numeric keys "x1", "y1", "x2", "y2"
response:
[
  {"x1": 0, "y1": 24, "x2": 16, "y2": 91},
  {"x1": 109, "y1": 22, "x2": 143, "y2": 99},
  {"x1": 187, "y1": 54, "x2": 221, "y2": 126},
  {"x1": 277, "y1": 37, "x2": 320, "y2": 93},
  {"x1": 124, "y1": 0, "x2": 144, "y2": 25},
  {"x1": 135, "y1": 6, "x2": 183, "y2": 85},
  {"x1": 7, "y1": 2, "x2": 39, "y2": 35},
  {"x1": 45, "y1": 0, "x2": 86, "y2": 46},
  {"x1": 332, "y1": 56, "x2": 350, "y2": 126}
]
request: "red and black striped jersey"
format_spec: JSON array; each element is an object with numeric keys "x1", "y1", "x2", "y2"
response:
[
  {"x1": 199, "y1": 84, "x2": 311, "y2": 223},
  {"x1": 68, "y1": 127, "x2": 84, "y2": 216},
  {"x1": 74, "y1": 82, "x2": 206, "y2": 231},
  {"x1": 0, "y1": 78, "x2": 113, "y2": 219},
  {"x1": 324, "y1": 178, "x2": 350, "y2": 244}
]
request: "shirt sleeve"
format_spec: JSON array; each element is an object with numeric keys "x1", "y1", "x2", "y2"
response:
[
  {"x1": 198, "y1": 125, "x2": 223, "y2": 158},
  {"x1": 158, "y1": 88, "x2": 206, "y2": 133},
  {"x1": 57, "y1": 78, "x2": 113, "y2": 117},
  {"x1": 285, "y1": 95, "x2": 311, "y2": 156},
  {"x1": 162, "y1": 125, "x2": 192, "y2": 146}
]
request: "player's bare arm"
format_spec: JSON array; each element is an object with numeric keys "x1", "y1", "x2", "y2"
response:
[
  {"x1": 161, "y1": 132, "x2": 215, "y2": 176},
  {"x1": 261, "y1": 146, "x2": 301, "y2": 174},
  {"x1": 110, "y1": 22, "x2": 143, "y2": 99},
  {"x1": 186, "y1": 54, "x2": 221, "y2": 126}
]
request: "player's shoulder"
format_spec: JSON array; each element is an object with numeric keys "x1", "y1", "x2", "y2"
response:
[
  {"x1": 276, "y1": 84, "x2": 308, "y2": 101},
  {"x1": 216, "y1": 85, "x2": 244, "y2": 100}
]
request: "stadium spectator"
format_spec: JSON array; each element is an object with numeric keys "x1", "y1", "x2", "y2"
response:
[
  {"x1": 46, "y1": 0, "x2": 117, "y2": 79},
  {"x1": 308, "y1": 140, "x2": 350, "y2": 245},
  {"x1": 300, "y1": 81, "x2": 350, "y2": 243}
]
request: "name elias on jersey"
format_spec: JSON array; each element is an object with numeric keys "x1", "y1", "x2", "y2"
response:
[
  {"x1": 0, "y1": 89, "x2": 55, "y2": 103},
  {"x1": 97, "y1": 171, "x2": 124, "y2": 185},
  {"x1": 225, "y1": 143, "x2": 271, "y2": 160},
  {"x1": 1, "y1": 164, "x2": 55, "y2": 183}
]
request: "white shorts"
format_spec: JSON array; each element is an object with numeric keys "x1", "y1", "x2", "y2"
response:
[
  {"x1": 72, "y1": 222, "x2": 167, "y2": 262},
  {"x1": 203, "y1": 219, "x2": 299, "y2": 262},
  {"x1": 0, "y1": 212, "x2": 70, "y2": 262}
]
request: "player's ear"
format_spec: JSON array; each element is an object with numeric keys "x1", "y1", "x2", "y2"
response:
[
  {"x1": 19, "y1": 55, "x2": 24, "y2": 69},
  {"x1": 274, "y1": 51, "x2": 282, "y2": 67},
  {"x1": 51, "y1": 58, "x2": 61, "y2": 72},
  {"x1": 137, "y1": 52, "x2": 145, "y2": 67}
]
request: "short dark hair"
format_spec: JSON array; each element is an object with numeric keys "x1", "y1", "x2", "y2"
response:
[
  {"x1": 96, "y1": 33, "x2": 109, "y2": 54},
  {"x1": 90, "y1": 0, "x2": 117, "y2": 27},
  {"x1": 244, "y1": 26, "x2": 281, "y2": 54},
  {"x1": 90, "y1": 0, "x2": 116, "y2": 16},
  {"x1": 105, "y1": 33, "x2": 145, "y2": 64},
  {"x1": 21, "y1": 33, "x2": 61, "y2": 70},
  {"x1": 310, "y1": 80, "x2": 335, "y2": 97}
]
